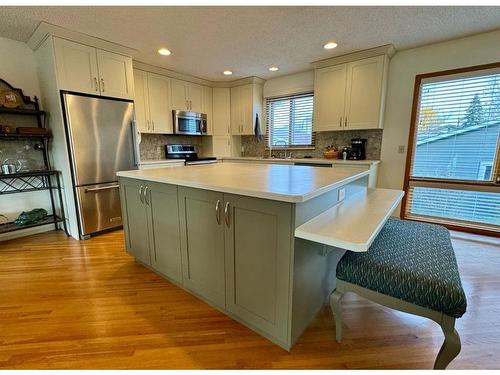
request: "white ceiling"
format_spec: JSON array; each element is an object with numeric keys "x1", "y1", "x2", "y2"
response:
[{"x1": 0, "y1": 6, "x2": 499, "y2": 81}]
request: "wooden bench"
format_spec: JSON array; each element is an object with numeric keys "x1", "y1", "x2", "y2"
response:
[{"x1": 330, "y1": 218, "x2": 467, "y2": 369}]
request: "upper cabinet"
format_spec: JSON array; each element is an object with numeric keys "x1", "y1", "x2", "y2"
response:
[
  {"x1": 171, "y1": 79, "x2": 204, "y2": 112},
  {"x1": 313, "y1": 64, "x2": 347, "y2": 132},
  {"x1": 202, "y1": 86, "x2": 213, "y2": 134},
  {"x1": 96, "y1": 50, "x2": 134, "y2": 100},
  {"x1": 54, "y1": 38, "x2": 99, "y2": 95},
  {"x1": 133, "y1": 69, "x2": 173, "y2": 134},
  {"x1": 54, "y1": 37, "x2": 134, "y2": 100},
  {"x1": 313, "y1": 55, "x2": 388, "y2": 131},
  {"x1": 230, "y1": 83, "x2": 263, "y2": 135},
  {"x1": 212, "y1": 88, "x2": 231, "y2": 136},
  {"x1": 133, "y1": 69, "x2": 150, "y2": 133},
  {"x1": 148, "y1": 73, "x2": 173, "y2": 133}
]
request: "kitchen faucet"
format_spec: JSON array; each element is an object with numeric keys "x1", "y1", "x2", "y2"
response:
[{"x1": 272, "y1": 140, "x2": 292, "y2": 159}]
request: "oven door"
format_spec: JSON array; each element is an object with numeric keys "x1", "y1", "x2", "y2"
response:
[{"x1": 174, "y1": 111, "x2": 207, "y2": 135}]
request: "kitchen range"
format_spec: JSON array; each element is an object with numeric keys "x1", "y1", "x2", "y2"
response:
[{"x1": 165, "y1": 144, "x2": 217, "y2": 165}]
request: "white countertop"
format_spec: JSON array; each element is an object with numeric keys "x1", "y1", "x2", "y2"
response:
[
  {"x1": 295, "y1": 188, "x2": 404, "y2": 252},
  {"x1": 220, "y1": 156, "x2": 380, "y2": 166},
  {"x1": 117, "y1": 162, "x2": 370, "y2": 203}
]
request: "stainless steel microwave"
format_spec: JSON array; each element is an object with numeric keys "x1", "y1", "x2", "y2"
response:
[{"x1": 173, "y1": 110, "x2": 208, "y2": 135}]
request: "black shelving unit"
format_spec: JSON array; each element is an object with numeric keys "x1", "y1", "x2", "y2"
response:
[
  {"x1": 0, "y1": 107, "x2": 46, "y2": 116},
  {"x1": 0, "y1": 78, "x2": 68, "y2": 236},
  {"x1": 0, "y1": 132, "x2": 50, "y2": 139}
]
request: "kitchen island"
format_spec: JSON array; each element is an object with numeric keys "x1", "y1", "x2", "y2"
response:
[{"x1": 117, "y1": 163, "x2": 402, "y2": 350}]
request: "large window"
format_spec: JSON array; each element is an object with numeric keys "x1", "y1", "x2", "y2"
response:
[
  {"x1": 266, "y1": 93, "x2": 314, "y2": 148},
  {"x1": 404, "y1": 64, "x2": 500, "y2": 234}
]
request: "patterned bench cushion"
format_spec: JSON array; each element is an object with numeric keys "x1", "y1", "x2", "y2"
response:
[{"x1": 336, "y1": 218, "x2": 467, "y2": 318}]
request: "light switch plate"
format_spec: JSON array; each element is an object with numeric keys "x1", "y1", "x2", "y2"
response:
[{"x1": 338, "y1": 188, "x2": 346, "y2": 202}]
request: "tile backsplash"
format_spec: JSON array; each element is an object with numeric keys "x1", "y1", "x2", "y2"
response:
[
  {"x1": 241, "y1": 129, "x2": 383, "y2": 160},
  {"x1": 0, "y1": 115, "x2": 47, "y2": 171},
  {"x1": 139, "y1": 133, "x2": 204, "y2": 160}
]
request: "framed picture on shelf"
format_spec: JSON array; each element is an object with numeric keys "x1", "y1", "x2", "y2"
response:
[{"x1": 0, "y1": 90, "x2": 23, "y2": 108}]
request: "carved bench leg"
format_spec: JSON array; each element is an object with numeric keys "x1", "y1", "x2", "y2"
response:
[
  {"x1": 330, "y1": 289, "x2": 344, "y2": 343},
  {"x1": 434, "y1": 315, "x2": 461, "y2": 369}
]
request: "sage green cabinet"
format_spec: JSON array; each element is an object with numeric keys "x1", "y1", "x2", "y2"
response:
[
  {"x1": 148, "y1": 182, "x2": 182, "y2": 283},
  {"x1": 120, "y1": 178, "x2": 182, "y2": 283},
  {"x1": 224, "y1": 194, "x2": 292, "y2": 344},
  {"x1": 178, "y1": 187, "x2": 226, "y2": 308},
  {"x1": 121, "y1": 178, "x2": 152, "y2": 265},
  {"x1": 178, "y1": 187, "x2": 292, "y2": 344}
]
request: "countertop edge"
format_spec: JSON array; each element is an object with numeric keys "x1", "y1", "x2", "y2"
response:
[{"x1": 117, "y1": 168, "x2": 371, "y2": 203}]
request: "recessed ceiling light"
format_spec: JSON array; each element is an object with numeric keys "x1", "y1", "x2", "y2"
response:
[
  {"x1": 223, "y1": 70, "x2": 233, "y2": 76},
  {"x1": 269, "y1": 66, "x2": 279, "y2": 72},
  {"x1": 158, "y1": 48, "x2": 171, "y2": 56},
  {"x1": 323, "y1": 42, "x2": 338, "y2": 50}
]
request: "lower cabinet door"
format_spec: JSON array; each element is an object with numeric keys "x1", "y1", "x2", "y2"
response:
[
  {"x1": 178, "y1": 187, "x2": 226, "y2": 308},
  {"x1": 120, "y1": 178, "x2": 151, "y2": 265},
  {"x1": 148, "y1": 182, "x2": 182, "y2": 284},
  {"x1": 224, "y1": 194, "x2": 293, "y2": 343}
]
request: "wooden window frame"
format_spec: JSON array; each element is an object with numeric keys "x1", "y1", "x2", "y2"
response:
[{"x1": 401, "y1": 61, "x2": 500, "y2": 237}]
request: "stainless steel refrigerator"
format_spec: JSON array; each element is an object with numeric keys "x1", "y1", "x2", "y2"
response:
[{"x1": 62, "y1": 93, "x2": 137, "y2": 239}]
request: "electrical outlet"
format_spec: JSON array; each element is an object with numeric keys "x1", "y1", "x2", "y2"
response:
[
  {"x1": 398, "y1": 145, "x2": 405, "y2": 154},
  {"x1": 338, "y1": 188, "x2": 346, "y2": 202}
]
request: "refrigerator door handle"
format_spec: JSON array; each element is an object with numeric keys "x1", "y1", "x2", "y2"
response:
[
  {"x1": 84, "y1": 184, "x2": 120, "y2": 193},
  {"x1": 131, "y1": 120, "x2": 140, "y2": 166}
]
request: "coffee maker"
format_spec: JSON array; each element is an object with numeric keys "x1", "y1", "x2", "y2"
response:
[{"x1": 347, "y1": 138, "x2": 367, "y2": 160}]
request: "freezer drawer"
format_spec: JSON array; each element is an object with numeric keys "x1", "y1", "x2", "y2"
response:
[{"x1": 75, "y1": 183, "x2": 123, "y2": 236}]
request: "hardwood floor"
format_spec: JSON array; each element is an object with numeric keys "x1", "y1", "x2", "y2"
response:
[{"x1": 0, "y1": 229, "x2": 498, "y2": 369}]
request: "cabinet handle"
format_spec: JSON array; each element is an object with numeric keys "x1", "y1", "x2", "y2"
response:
[
  {"x1": 215, "y1": 199, "x2": 221, "y2": 225},
  {"x1": 139, "y1": 185, "x2": 144, "y2": 204},
  {"x1": 151, "y1": 120, "x2": 155, "y2": 130},
  {"x1": 94, "y1": 77, "x2": 99, "y2": 92},
  {"x1": 224, "y1": 201, "x2": 230, "y2": 227},
  {"x1": 144, "y1": 186, "x2": 149, "y2": 205},
  {"x1": 339, "y1": 116, "x2": 342, "y2": 128},
  {"x1": 344, "y1": 116, "x2": 348, "y2": 128},
  {"x1": 100, "y1": 78, "x2": 105, "y2": 92}
]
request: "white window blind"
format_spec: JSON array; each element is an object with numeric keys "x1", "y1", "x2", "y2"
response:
[
  {"x1": 412, "y1": 70, "x2": 500, "y2": 181},
  {"x1": 266, "y1": 93, "x2": 314, "y2": 148}
]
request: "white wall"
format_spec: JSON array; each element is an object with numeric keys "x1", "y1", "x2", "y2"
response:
[
  {"x1": 0, "y1": 37, "x2": 53, "y2": 240},
  {"x1": 379, "y1": 29, "x2": 500, "y2": 199},
  {"x1": 263, "y1": 70, "x2": 314, "y2": 98}
]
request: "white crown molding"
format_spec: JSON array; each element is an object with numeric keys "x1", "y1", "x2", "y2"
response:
[
  {"x1": 134, "y1": 60, "x2": 265, "y2": 88},
  {"x1": 211, "y1": 76, "x2": 266, "y2": 88},
  {"x1": 133, "y1": 60, "x2": 214, "y2": 86},
  {"x1": 27, "y1": 22, "x2": 137, "y2": 56},
  {"x1": 311, "y1": 44, "x2": 396, "y2": 69}
]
